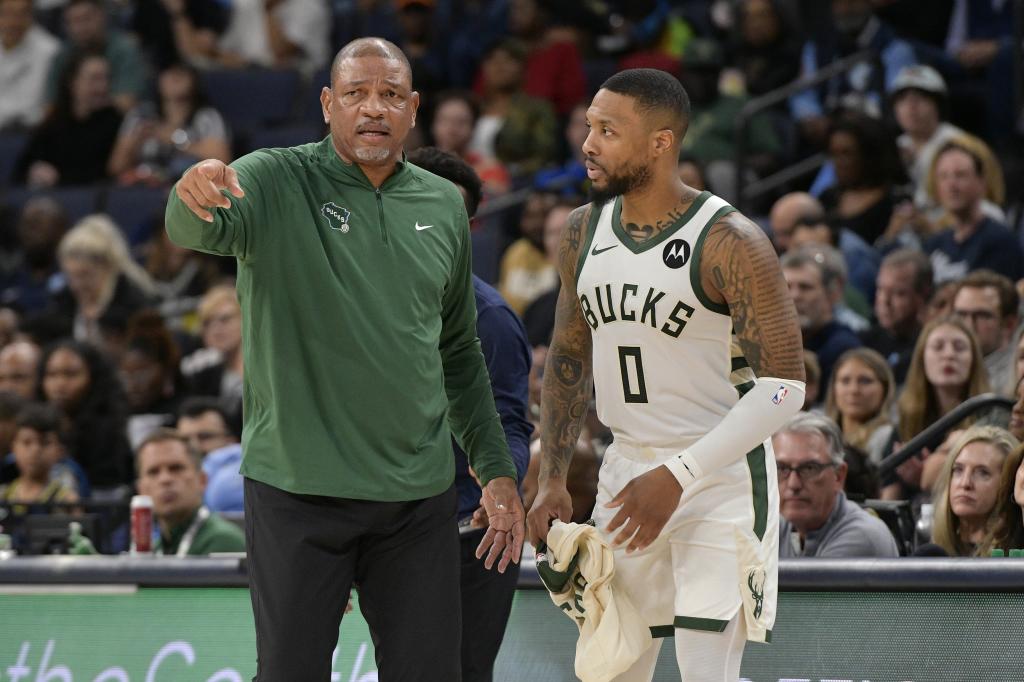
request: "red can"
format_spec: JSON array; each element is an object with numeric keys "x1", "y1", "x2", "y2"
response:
[{"x1": 130, "y1": 495, "x2": 154, "y2": 554}]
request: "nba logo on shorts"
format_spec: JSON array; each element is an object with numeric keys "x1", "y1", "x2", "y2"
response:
[{"x1": 771, "y1": 386, "x2": 788, "y2": 405}]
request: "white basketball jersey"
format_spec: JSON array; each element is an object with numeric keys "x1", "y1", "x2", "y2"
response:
[{"x1": 575, "y1": 191, "x2": 756, "y2": 449}]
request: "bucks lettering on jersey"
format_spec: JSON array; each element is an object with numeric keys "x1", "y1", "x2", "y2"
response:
[{"x1": 576, "y1": 191, "x2": 756, "y2": 449}]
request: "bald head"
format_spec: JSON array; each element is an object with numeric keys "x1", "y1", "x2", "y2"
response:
[
  {"x1": 0, "y1": 340, "x2": 41, "y2": 400},
  {"x1": 769, "y1": 192, "x2": 825, "y2": 255},
  {"x1": 331, "y1": 38, "x2": 411, "y2": 87}
]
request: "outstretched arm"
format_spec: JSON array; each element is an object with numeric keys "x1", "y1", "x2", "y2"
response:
[{"x1": 525, "y1": 204, "x2": 594, "y2": 546}]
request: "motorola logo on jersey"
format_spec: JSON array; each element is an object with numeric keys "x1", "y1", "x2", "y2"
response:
[{"x1": 662, "y1": 239, "x2": 690, "y2": 269}]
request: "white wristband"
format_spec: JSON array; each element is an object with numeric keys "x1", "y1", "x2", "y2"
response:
[{"x1": 663, "y1": 377, "x2": 805, "y2": 487}]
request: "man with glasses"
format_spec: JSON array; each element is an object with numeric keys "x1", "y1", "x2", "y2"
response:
[
  {"x1": 952, "y1": 269, "x2": 1019, "y2": 395},
  {"x1": 774, "y1": 413, "x2": 899, "y2": 558},
  {"x1": 176, "y1": 397, "x2": 242, "y2": 512}
]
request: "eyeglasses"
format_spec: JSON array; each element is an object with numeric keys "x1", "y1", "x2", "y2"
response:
[
  {"x1": 777, "y1": 461, "x2": 837, "y2": 483},
  {"x1": 953, "y1": 309, "x2": 998, "y2": 323}
]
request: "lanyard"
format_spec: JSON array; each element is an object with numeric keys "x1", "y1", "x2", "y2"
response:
[{"x1": 161, "y1": 506, "x2": 210, "y2": 557}]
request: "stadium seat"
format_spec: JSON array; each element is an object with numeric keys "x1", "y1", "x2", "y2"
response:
[
  {"x1": 0, "y1": 132, "x2": 29, "y2": 188},
  {"x1": 201, "y1": 68, "x2": 303, "y2": 130},
  {"x1": 0, "y1": 185, "x2": 100, "y2": 224},
  {"x1": 300, "y1": 67, "x2": 332, "y2": 126},
  {"x1": 101, "y1": 185, "x2": 169, "y2": 246}
]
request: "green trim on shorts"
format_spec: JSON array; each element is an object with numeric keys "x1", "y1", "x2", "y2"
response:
[
  {"x1": 674, "y1": 616, "x2": 730, "y2": 632},
  {"x1": 764, "y1": 629, "x2": 773, "y2": 643},
  {"x1": 746, "y1": 443, "x2": 768, "y2": 541}
]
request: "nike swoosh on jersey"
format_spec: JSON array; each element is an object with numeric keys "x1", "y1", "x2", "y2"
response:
[
  {"x1": 591, "y1": 244, "x2": 618, "y2": 255},
  {"x1": 415, "y1": 222, "x2": 433, "y2": 231}
]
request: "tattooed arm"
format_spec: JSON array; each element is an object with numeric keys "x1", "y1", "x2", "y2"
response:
[
  {"x1": 701, "y1": 212, "x2": 805, "y2": 381},
  {"x1": 525, "y1": 204, "x2": 594, "y2": 546}
]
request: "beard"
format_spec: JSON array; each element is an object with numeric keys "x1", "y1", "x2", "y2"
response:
[
  {"x1": 353, "y1": 146, "x2": 393, "y2": 163},
  {"x1": 588, "y1": 160, "x2": 653, "y2": 204}
]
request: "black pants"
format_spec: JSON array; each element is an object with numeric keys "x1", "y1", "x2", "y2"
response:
[
  {"x1": 244, "y1": 478, "x2": 461, "y2": 682},
  {"x1": 459, "y1": 531, "x2": 520, "y2": 682}
]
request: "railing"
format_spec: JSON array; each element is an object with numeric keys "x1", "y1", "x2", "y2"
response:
[
  {"x1": 733, "y1": 49, "x2": 883, "y2": 215},
  {"x1": 877, "y1": 392, "x2": 1015, "y2": 479}
]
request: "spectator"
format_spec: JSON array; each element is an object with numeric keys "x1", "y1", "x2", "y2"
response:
[
  {"x1": 179, "y1": 284, "x2": 242, "y2": 420},
  {"x1": 521, "y1": 197, "x2": 569, "y2": 347},
  {"x1": 825, "y1": 348, "x2": 897, "y2": 466},
  {"x1": 430, "y1": 90, "x2": 510, "y2": 199},
  {"x1": 120, "y1": 310, "x2": 182, "y2": 449},
  {"x1": 1009, "y1": 335, "x2": 1024, "y2": 400},
  {"x1": 394, "y1": 0, "x2": 446, "y2": 97},
  {"x1": 0, "y1": 401, "x2": 78, "y2": 505},
  {"x1": 896, "y1": 314, "x2": 990, "y2": 494},
  {"x1": 1008, "y1": 376, "x2": 1023, "y2": 442},
  {"x1": 924, "y1": 141, "x2": 1023, "y2": 283},
  {"x1": 38, "y1": 339, "x2": 133, "y2": 493},
  {"x1": 131, "y1": 0, "x2": 230, "y2": 71},
  {"x1": 952, "y1": 270, "x2": 1019, "y2": 395},
  {"x1": 802, "y1": 349, "x2": 822, "y2": 410},
  {"x1": 134, "y1": 428, "x2": 246, "y2": 555},
  {"x1": 0, "y1": 197, "x2": 68, "y2": 315},
  {"x1": 730, "y1": 0, "x2": 802, "y2": 98},
  {"x1": 108, "y1": 62, "x2": 231, "y2": 186},
  {"x1": 860, "y1": 248, "x2": 932, "y2": 385},
  {"x1": 677, "y1": 155, "x2": 707, "y2": 191},
  {"x1": 14, "y1": 401, "x2": 88, "y2": 498},
  {"x1": 497, "y1": 192, "x2": 561, "y2": 316},
  {"x1": 215, "y1": 0, "x2": 330, "y2": 74},
  {"x1": 176, "y1": 396, "x2": 241, "y2": 512},
  {"x1": 788, "y1": 207, "x2": 878, "y2": 313},
  {"x1": 144, "y1": 225, "x2": 223, "y2": 329},
  {"x1": 46, "y1": 0, "x2": 146, "y2": 113},
  {"x1": 789, "y1": 0, "x2": 915, "y2": 145},
  {"x1": 15, "y1": 50, "x2": 122, "y2": 187},
  {"x1": 0, "y1": 0, "x2": 60, "y2": 131},
  {"x1": 0, "y1": 390, "x2": 24, "y2": 483},
  {"x1": 978, "y1": 441, "x2": 1024, "y2": 554},
  {"x1": 49, "y1": 215, "x2": 154, "y2": 352},
  {"x1": 819, "y1": 111, "x2": 907, "y2": 246},
  {"x1": 775, "y1": 412, "x2": 900, "y2": 558},
  {"x1": 533, "y1": 101, "x2": 588, "y2": 197},
  {"x1": 470, "y1": 39, "x2": 559, "y2": 178},
  {"x1": 931, "y1": 425, "x2": 1019, "y2": 556},
  {"x1": 920, "y1": 131, "x2": 1006, "y2": 225},
  {"x1": 0, "y1": 340, "x2": 41, "y2": 399},
  {"x1": 781, "y1": 246, "x2": 862, "y2": 395},
  {"x1": 925, "y1": 279, "x2": 958, "y2": 324},
  {"x1": 507, "y1": 0, "x2": 586, "y2": 117}
]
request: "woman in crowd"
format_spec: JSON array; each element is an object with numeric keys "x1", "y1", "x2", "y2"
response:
[
  {"x1": 825, "y1": 348, "x2": 897, "y2": 465},
  {"x1": 37, "y1": 339, "x2": 132, "y2": 495},
  {"x1": 978, "y1": 441, "x2": 1024, "y2": 554},
  {"x1": 180, "y1": 285, "x2": 243, "y2": 420},
  {"x1": 819, "y1": 111, "x2": 907, "y2": 245},
  {"x1": 14, "y1": 50, "x2": 122, "y2": 187},
  {"x1": 48, "y1": 215, "x2": 155, "y2": 354},
  {"x1": 108, "y1": 62, "x2": 231, "y2": 185},
  {"x1": 932, "y1": 426, "x2": 1019, "y2": 556},
  {"x1": 120, "y1": 310, "x2": 182, "y2": 449},
  {"x1": 430, "y1": 90, "x2": 510, "y2": 199}
]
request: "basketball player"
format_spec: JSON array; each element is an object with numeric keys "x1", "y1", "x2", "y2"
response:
[{"x1": 526, "y1": 69, "x2": 806, "y2": 680}]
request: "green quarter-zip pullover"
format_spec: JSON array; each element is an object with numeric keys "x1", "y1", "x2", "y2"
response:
[{"x1": 166, "y1": 137, "x2": 515, "y2": 500}]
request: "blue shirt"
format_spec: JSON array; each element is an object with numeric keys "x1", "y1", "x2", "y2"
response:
[
  {"x1": 925, "y1": 217, "x2": 1024, "y2": 283},
  {"x1": 454, "y1": 276, "x2": 532, "y2": 519},
  {"x1": 806, "y1": 319, "x2": 863, "y2": 396},
  {"x1": 203, "y1": 443, "x2": 244, "y2": 513}
]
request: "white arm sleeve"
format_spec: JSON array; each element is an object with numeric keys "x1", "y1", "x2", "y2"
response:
[{"x1": 663, "y1": 377, "x2": 805, "y2": 486}]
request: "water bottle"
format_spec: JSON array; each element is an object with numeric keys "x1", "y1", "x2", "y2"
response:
[
  {"x1": 0, "y1": 533, "x2": 13, "y2": 559},
  {"x1": 915, "y1": 503, "x2": 934, "y2": 545}
]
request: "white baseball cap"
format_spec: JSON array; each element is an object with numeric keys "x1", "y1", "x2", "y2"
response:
[{"x1": 890, "y1": 64, "x2": 947, "y2": 97}]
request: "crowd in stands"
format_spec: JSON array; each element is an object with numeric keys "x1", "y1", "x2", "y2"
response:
[{"x1": 0, "y1": 0, "x2": 1023, "y2": 559}]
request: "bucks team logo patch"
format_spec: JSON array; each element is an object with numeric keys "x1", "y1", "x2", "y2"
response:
[
  {"x1": 321, "y1": 202, "x2": 351, "y2": 232},
  {"x1": 746, "y1": 569, "x2": 765, "y2": 619},
  {"x1": 662, "y1": 239, "x2": 690, "y2": 269}
]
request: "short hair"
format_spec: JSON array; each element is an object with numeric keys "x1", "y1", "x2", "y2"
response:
[
  {"x1": 331, "y1": 37, "x2": 411, "y2": 85},
  {"x1": 777, "y1": 412, "x2": 846, "y2": 466},
  {"x1": 934, "y1": 140, "x2": 984, "y2": 177},
  {"x1": 781, "y1": 245, "x2": 846, "y2": 292},
  {"x1": 135, "y1": 428, "x2": 202, "y2": 474},
  {"x1": 198, "y1": 284, "x2": 239, "y2": 323},
  {"x1": 600, "y1": 68, "x2": 691, "y2": 140},
  {"x1": 955, "y1": 269, "x2": 1019, "y2": 320},
  {"x1": 176, "y1": 396, "x2": 237, "y2": 438},
  {"x1": 15, "y1": 403, "x2": 63, "y2": 438},
  {"x1": 406, "y1": 146, "x2": 483, "y2": 218},
  {"x1": 880, "y1": 248, "x2": 934, "y2": 297}
]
